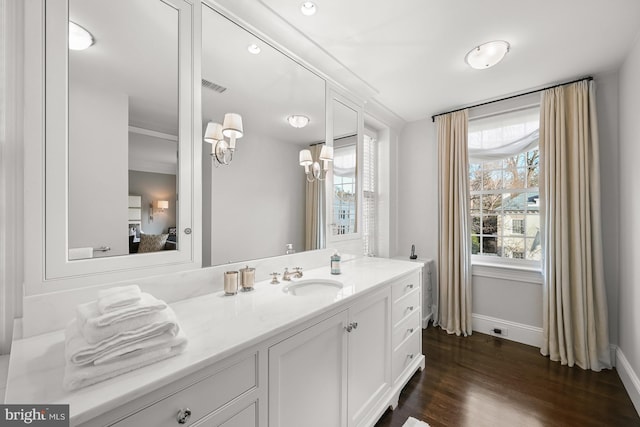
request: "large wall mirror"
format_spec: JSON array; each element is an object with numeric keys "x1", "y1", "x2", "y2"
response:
[
  {"x1": 42, "y1": 0, "x2": 198, "y2": 281},
  {"x1": 201, "y1": 5, "x2": 326, "y2": 266}
]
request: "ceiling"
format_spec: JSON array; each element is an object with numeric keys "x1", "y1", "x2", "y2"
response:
[{"x1": 250, "y1": 0, "x2": 640, "y2": 122}]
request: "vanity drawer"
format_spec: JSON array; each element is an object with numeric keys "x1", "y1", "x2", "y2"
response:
[
  {"x1": 392, "y1": 328, "x2": 421, "y2": 381},
  {"x1": 112, "y1": 353, "x2": 257, "y2": 427},
  {"x1": 391, "y1": 272, "x2": 421, "y2": 303},
  {"x1": 193, "y1": 401, "x2": 257, "y2": 427},
  {"x1": 391, "y1": 289, "x2": 420, "y2": 327},
  {"x1": 392, "y1": 309, "x2": 421, "y2": 350}
]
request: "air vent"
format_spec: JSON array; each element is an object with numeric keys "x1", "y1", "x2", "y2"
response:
[{"x1": 202, "y1": 79, "x2": 227, "y2": 94}]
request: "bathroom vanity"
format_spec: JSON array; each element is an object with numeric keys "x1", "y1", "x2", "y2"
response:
[{"x1": 5, "y1": 257, "x2": 424, "y2": 427}]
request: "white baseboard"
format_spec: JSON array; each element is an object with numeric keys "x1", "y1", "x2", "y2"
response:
[
  {"x1": 472, "y1": 314, "x2": 543, "y2": 348},
  {"x1": 615, "y1": 347, "x2": 640, "y2": 416}
]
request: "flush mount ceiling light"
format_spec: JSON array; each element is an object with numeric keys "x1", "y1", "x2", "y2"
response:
[
  {"x1": 247, "y1": 43, "x2": 261, "y2": 55},
  {"x1": 465, "y1": 40, "x2": 510, "y2": 70},
  {"x1": 69, "y1": 21, "x2": 94, "y2": 51},
  {"x1": 287, "y1": 115, "x2": 310, "y2": 128},
  {"x1": 300, "y1": 2, "x2": 317, "y2": 16}
]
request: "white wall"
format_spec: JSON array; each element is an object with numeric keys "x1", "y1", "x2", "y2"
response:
[
  {"x1": 68, "y1": 83, "x2": 129, "y2": 257},
  {"x1": 203, "y1": 135, "x2": 306, "y2": 266},
  {"x1": 396, "y1": 74, "x2": 621, "y2": 345},
  {"x1": 618, "y1": 32, "x2": 640, "y2": 409}
]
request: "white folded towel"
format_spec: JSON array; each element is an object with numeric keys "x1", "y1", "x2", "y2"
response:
[
  {"x1": 80, "y1": 308, "x2": 173, "y2": 345},
  {"x1": 97, "y1": 285, "x2": 142, "y2": 313},
  {"x1": 66, "y1": 306, "x2": 179, "y2": 366},
  {"x1": 62, "y1": 329, "x2": 188, "y2": 391},
  {"x1": 77, "y1": 292, "x2": 167, "y2": 329}
]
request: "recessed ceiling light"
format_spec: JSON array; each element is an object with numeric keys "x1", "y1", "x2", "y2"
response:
[
  {"x1": 287, "y1": 115, "x2": 310, "y2": 128},
  {"x1": 69, "y1": 21, "x2": 94, "y2": 51},
  {"x1": 300, "y1": 2, "x2": 317, "y2": 16},
  {"x1": 465, "y1": 40, "x2": 510, "y2": 70},
  {"x1": 247, "y1": 43, "x2": 261, "y2": 55}
]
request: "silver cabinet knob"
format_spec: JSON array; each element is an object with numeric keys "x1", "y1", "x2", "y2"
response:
[
  {"x1": 345, "y1": 322, "x2": 358, "y2": 332},
  {"x1": 408, "y1": 328, "x2": 414, "y2": 334},
  {"x1": 407, "y1": 306, "x2": 414, "y2": 312},
  {"x1": 408, "y1": 353, "x2": 414, "y2": 360},
  {"x1": 176, "y1": 408, "x2": 192, "y2": 424},
  {"x1": 407, "y1": 284, "x2": 414, "y2": 289},
  {"x1": 184, "y1": 228, "x2": 192, "y2": 235}
]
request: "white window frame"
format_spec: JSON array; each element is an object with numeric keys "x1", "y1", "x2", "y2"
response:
[{"x1": 362, "y1": 128, "x2": 377, "y2": 256}]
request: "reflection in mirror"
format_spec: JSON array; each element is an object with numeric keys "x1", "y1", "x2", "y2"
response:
[
  {"x1": 67, "y1": 0, "x2": 179, "y2": 260},
  {"x1": 331, "y1": 100, "x2": 358, "y2": 236},
  {"x1": 201, "y1": 6, "x2": 326, "y2": 266}
]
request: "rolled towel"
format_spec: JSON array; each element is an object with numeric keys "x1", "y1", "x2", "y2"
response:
[
  {"x1": 97, "y1": 285, "x2": 142, "y2": 313},
  {"x1": 62, "y1": 329, "x2": 188, "y2": 391},
  {"x1": 77, "y1": 292, "x2": 167, "y2": 329},
  {"x1": 66, "y1": 306, "x2": 179, "y2": 366}
]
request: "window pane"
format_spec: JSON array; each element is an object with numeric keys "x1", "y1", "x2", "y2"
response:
[
  {"x1": 509, "y1": 215, "x2": 525, "y2": 235},
  {"x1": 469, "y1": 164, "x2": 483, "y2": 191},
  {"x1": 527, "y1": 167, "x2": 539, "y2": 188},
  {"x1": 526, "y1": 213, "x2": 540, "y2": 238},
  {"x1": 482, "y1": 236, "x2": 498, "y2": 255},
  {"x1": 484, "y1": 170, "x2": 503, "y2": 190},
  {"x1": 502, "y1": 237, "x2": 525, "y2": 259},
  {"x1": 471, "y1": 216, "x2": 481, "y2": 234},
  {"x1": 526, "y1": 192, "x2": 540, "y2": 212},
  {"x1": 470, "y1": 195, "x2": 481, "y2": 214},
  {"x1": 504, "y1": 167, "x2": 526, "y2": 189},
  {"x1": 471, "y1": 235, "x2": 480, "y2": 254},
  {"x1": 482, "y1": 216, "x2": 498, "y2": 235},
  {"x1": 483, "y1": 194, "x2": 502, "y2": 212}
]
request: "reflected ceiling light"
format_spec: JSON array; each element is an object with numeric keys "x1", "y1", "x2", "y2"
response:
[
  {"x1": 69, "y1": 21, "x2": 94, "y2": 51},
  {"x1": 300, "y1": 2, "x2": 317, "y2": 16},
  {"x1": 247, "y1": 43, "x2": 261, "y2": 55},
  {"x1": 287, "y1": 115, "x2": 310, "y2": 128},
  {"x1": 299, "y1": 145, "x2": 333, "y2": 182},
  {"x1": 464, "y1": 40, "x2": 510, "y2": 70}
]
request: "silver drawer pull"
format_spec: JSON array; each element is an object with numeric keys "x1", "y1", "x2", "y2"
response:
[
  {"x1": 406, "y1": 284, "x2": 414, "y2": 289},
  {"x1": 177, "y1": 408, "x2": 192, "y2": 424},
  {"x1": 352, "y1": 322, "x2": 358, "y2": 330}
]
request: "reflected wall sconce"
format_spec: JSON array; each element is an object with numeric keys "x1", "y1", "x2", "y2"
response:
[
  {"x1": 149, "y1": 200, "x2": 169, "y2": 222},
  {"x1": 299, "y1": 145, "x2": 333, "y2": 182},
  {"x1": 205, "y1": 113, "x2": 244, "y2": 166},
  {"x1": 69, "y1": 21, "x2": 94, "y2": 51}
]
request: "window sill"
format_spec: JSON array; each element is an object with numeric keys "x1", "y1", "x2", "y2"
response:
[{"x1": 471, "y1": 261, "x2": 543, "y2": 284}]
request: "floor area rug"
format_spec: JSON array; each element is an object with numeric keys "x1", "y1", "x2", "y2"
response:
[{"x1": 402, "y1": 416, "x2": 430, "y2": 427}]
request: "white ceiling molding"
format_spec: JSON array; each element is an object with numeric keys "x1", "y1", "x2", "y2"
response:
[{"x1": 128, "y1": 126, "x2": 178, "y2": 142}]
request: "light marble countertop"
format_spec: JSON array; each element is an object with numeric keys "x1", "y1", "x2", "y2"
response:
[{"x1": 4, "y1": 257, "x2": 421, "y2": 425}]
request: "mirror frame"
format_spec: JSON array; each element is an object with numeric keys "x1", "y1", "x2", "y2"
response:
[
  {"x1": 25, "y1": 0, "x2": 201, "y2": 290},
  {"x1": 326, "y1": 88, "x2": 364, "y2": 247}
]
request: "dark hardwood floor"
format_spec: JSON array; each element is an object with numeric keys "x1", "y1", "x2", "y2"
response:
[{"x1": 375, "y1": 327, "x2": 640, "y2": 427}]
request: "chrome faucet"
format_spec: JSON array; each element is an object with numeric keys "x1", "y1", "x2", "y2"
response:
[{"x1": 282, "y1": 267, "x2": 303, "y2": 281}]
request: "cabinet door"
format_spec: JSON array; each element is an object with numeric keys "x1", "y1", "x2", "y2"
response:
[
  {"x1": 347, "y1": 287, "x2": 391, "y2": 427},
  {"x1": 269, "y1": 311, "x2": 349, "y2": 427}
]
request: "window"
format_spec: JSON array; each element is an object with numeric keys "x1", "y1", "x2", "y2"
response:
[
  {"x1": 469, "y1": 107, "x2": 541, "y2": 263},
  {"x1": 333, "y1": 144, "x2": 357, "y2": 235},
  {"x1": 363, "y1": 131, "x2": 377, "y2": 256}
]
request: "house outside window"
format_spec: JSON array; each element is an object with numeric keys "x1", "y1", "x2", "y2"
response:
[
  {"x1": 468, "y1": 106, "x2": 541, "y2": 264},
  {"x1": 333, "y1": 144, "x2": 357, "y2": 235}
]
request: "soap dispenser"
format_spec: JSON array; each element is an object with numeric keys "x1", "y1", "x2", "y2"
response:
[{"x1": 331, "y1": 250, "x2": 341, "y2": 275}]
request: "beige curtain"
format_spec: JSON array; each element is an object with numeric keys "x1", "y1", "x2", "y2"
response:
[
  {"x1": 437, "y1": 110, "x2": 472, "y2": 336},
  {"x1": 539, "y1": 80, "x2": 611, "y2": 371},
  {"x1": 305, "y1": 144, "x2": 325, "y2": 250}
]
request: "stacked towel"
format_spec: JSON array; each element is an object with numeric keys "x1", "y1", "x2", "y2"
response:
[{"x1": 62, "y1": 288, "x2": 187, "y2": 391}]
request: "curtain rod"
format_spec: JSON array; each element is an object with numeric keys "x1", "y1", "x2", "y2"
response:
[{"x1": 431, "y1": 76, "x2": 593, "y2": 122}]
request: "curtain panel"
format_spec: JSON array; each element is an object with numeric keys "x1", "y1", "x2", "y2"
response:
[
  {"x1": 437, "y1": 109, "x2": 472, "y2": 336},
  {"x1": 304, "y1": 144, "x2": 326, "y2": 251},
  {"x1": 539, "y1": 80, "x2": 611, "y2": 371}
]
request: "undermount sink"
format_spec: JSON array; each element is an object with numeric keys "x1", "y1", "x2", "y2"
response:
[{"x1": 282, "y1": 279, "x2": 344, "y2": 297}]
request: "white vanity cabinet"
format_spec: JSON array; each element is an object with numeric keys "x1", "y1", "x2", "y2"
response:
[
  {"x1": 81, "y1": 350, "x2": 263, "y2": 427},
  {"x1": 390, "y1": 272, "x2": 423, "y2": 389},
  {"x1": 269, "y1": 285, "x2": 394, "y2": 427}
]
